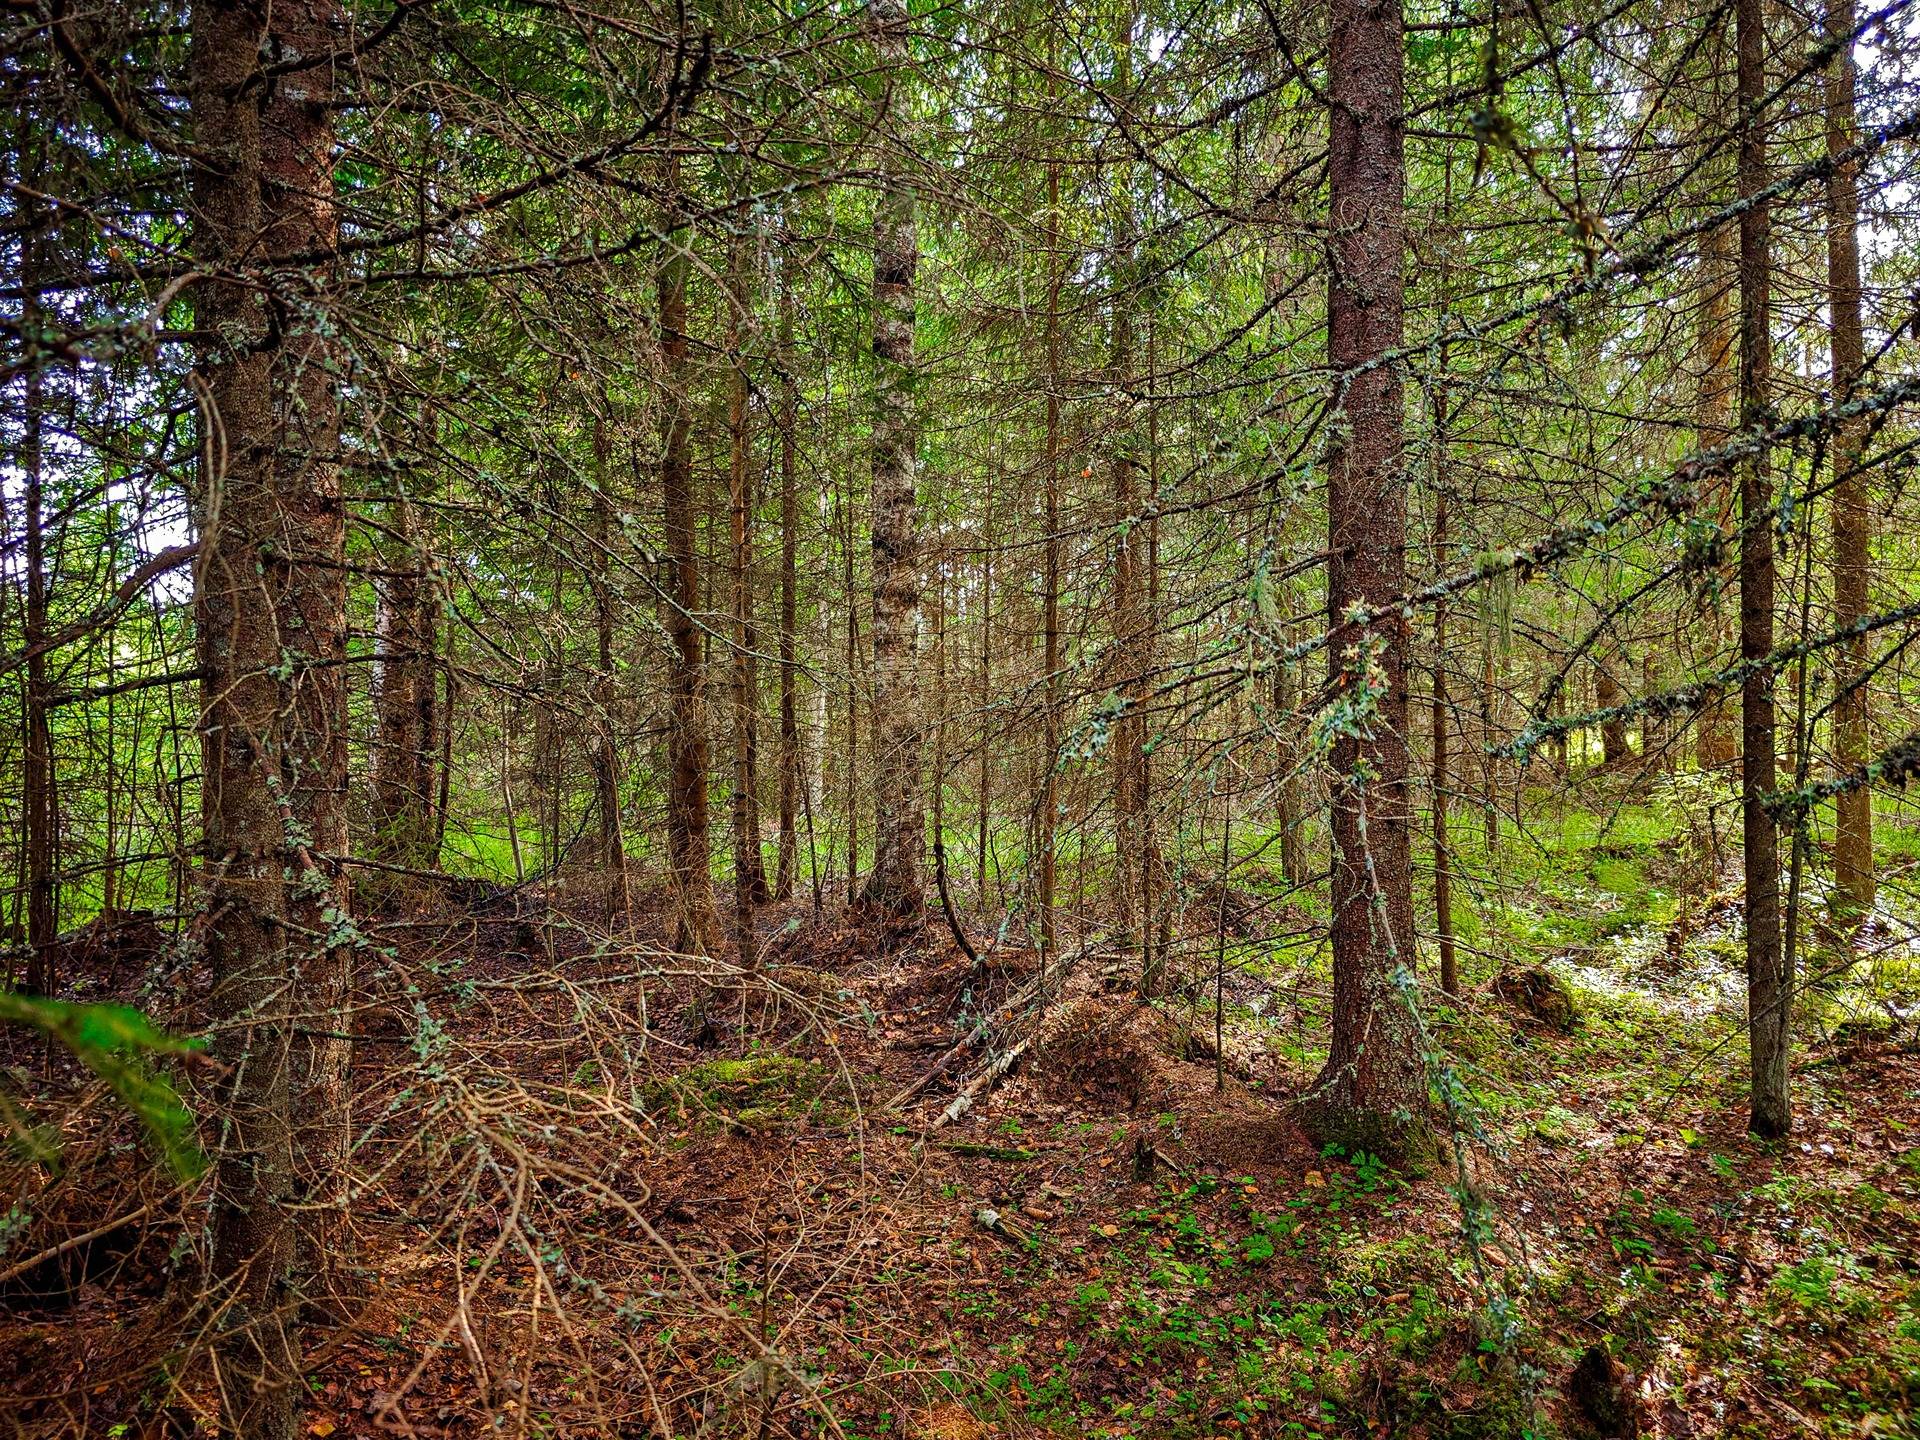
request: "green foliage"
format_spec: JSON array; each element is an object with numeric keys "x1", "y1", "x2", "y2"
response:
[{"x1": 0, "y1": 992, "x2": 205, "y2": 1178}]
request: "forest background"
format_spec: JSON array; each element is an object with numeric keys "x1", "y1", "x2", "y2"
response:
[{"x1": 2, "y1": 0, "x2": 1920, "y2": 1433}]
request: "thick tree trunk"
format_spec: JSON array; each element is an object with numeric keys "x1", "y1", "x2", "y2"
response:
[
  {"x1": 192, "y1": 0, "x2": 299, "y2": 1428},
  {"x1": 1737, "y1": 0, "x2": 1789, "y2": 1139},
  {"x1": 1826, "y1": 0, "x2": 1873, "y2": 926},
  {"x1": 259, "y1": 0, "x2": 352, "y2": 1312},
  {"x1": 660, "y1": 181, "x2": 719, "y2": 955},
  {"x1": 1301, "y1": 0, "x2": 1430, "y2": 1162},
  {"x1": 859, "y1": 0, "x2": 926, "y2": 916}
]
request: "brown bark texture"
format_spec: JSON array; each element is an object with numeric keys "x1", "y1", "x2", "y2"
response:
[
  {"x1": 193, "y1": 0, "x2": 304, "y2": 1427},
  {"x1": 859, "y1": 0, "x2": 926, "y2": 916},
  {"x1": 1737, "y1": 0, "x2": 1789, "y2": 1140},
  {"x1": 659, "y1": 180, "x2": 719, "y2": 955},
  {"x1": 1826, "y1": 0, "x2": 1874, "y2": 925},
  {"x1": 1301, "y1": 0, "x2": 1431, "y2": 1162}
]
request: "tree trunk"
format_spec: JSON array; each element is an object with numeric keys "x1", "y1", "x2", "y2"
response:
[
  {"x1": 260, "y1": 0, "x2": 352, "y2": 1316},
  {"x1": 1540, "y1": 651, "x2": 1564, "y2": 782},
  {"x1": 729, "y1": 234, "x2": 768, "y2": 967},
  {"x1": 1274, "y1": 651, "x2": 1308, "y2": 889},
  {"x1": 842, "y1": 473, "x2": 861, "y2": 901},
  {"x1": 859, "y1": 0, "x2": 926, "y2": 916},
  {"x1": 370, "y1": 488, "x2": 441, "y2": 875},
  {"x1": 1301, "y1": 0, "x2": 1430, "y2": 1162},
  {"x1": 932, "y1": 549, "x2": 949, "y2": 890},
  {"x1": 533, "y1": 575, "x2": 565, "y2": 874},
  {"x1": 1142, "y1": 314, "x2": 1170, "y2": 974},
  {"x1": 1642, "y1": 650, "x2": 1666, "y2": 770},
  {"x1": 660, "y1": 177, "x2": 718, "y2": 955},
  {"x1": 1737, "y1": 0, "x2": 1789, "y2": 1139},
  {"x1": 1039, "y1": 93, "x2": 1063, "y2": 964},
  {"x1": 20, "y1": 168, "x2": 56, "y2": 997},
  {"x1": 977, "y1": 515, "x2": 993, "y2": 909},
  {"x1": 1596, "y1": 656, "x2": 1630, "y2": 768},
  {"x1": 1432, "y1": 494, "x2": 1456, "y2": 997},
  {"x1": 192, "y1": 0, "x2": 300, "y2": 1427},
  {"x1": 1695, "y1": 221, "x2": 1740, "y2": 771},
  {"x1": 775, "y1": 238, "x2": 801, "y2": 902},
  {"x1": 1826, "y1": 0, "x2": 1873, "y2": 927},
  {"x1": 591, "y1": 413, "x2": 630, "y2": 918},
  {"x1": 1108, "y1": 2, "x2": 1151, "y2": 972}
]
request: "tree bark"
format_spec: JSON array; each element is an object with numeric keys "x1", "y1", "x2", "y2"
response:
[
  {"x1": 1432, "y1": 494, "x2": 1456, "y2": 997},
  {"x1": 259, "y1": 0, "x2": 353, "y2": 1312},
  {"x1": 591, "y1": 413, "x2": 631, "y2": 918},
  {"x1": 842, "y1": 473, "x2": 861, "y2": 902},
  {"x1": 1300, "y1": 0, "x2": 1430, "y2": 1162},
  {"x1": 1483, "y1": 646, "x2": 1501, "y2": 854},
  {"x1": 977, "y1": 510, "x2": 993, "y2": 908},
  {"x1": 20, "y1": 166, "x2": 56, "y2": 997},
  {"x1": 1596, "y1": 655, "x2": 1630, "y2": 768},
  {"x1": 370, "y1": 488, "x2": 441, "y2": 875},
  {"x1": 1826, "y1": 0, "x2": 1873, "y2": 927},
  {"x1": 1274, "y1": 651, "x2": 1308, "y2": 889},
  {"x1": 1142, "y1": 314, "x2": 1170, "y2": 973},
  {"x1": 1108, "y1": 1, "x2": 1151, "y2": 973},
  {"x1": 1695, "y1": 222, "x2": 1740, "y2": 771},
  {"x1": 192, "y1": 0, "x2": 300, "y2": 1427},
  {"x1": 1642, "y1": 650, "x2": 1666, "y2": 770},
  {"x1": 859, "y1": 0, "x2": 926, "y2": 916},
  {"x1": 775, "y1": 237, "x2": 801, "y2": 902},
  {"x1": 659, "y1": 173, "x2": 719, "y2": 955},
  {"x1": 1039, "y1": 79, "x2": 1063, "y2": 964},
  {"x1": 729, "y1": 232, "x2": 769, "y2": 966},
  {"x1": 1737, "y1": 0, "x2": 1789, "y2": 1139}
]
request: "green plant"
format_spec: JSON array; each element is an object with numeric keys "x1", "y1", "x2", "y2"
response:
[{"x1": 0, "y1": 993, "x2": 205, "y2": 1177}]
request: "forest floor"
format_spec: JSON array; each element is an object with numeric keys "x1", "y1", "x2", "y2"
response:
[{"x1": 4, "y1": 783, "x2": 1920, "y2": 1439}]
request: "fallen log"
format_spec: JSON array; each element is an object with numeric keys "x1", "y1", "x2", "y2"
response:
[
  {"x1": 881, "y1": 941, "x2": 1104, "y2": 1112},
  {"x1": 937, "y1": 1038, "x2": 1030, "y2": 1128}
]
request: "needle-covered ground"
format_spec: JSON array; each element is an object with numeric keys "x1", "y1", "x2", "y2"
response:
[{"x1": 3, "y1": 779, "x2": 1919, "y2": 1439}]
